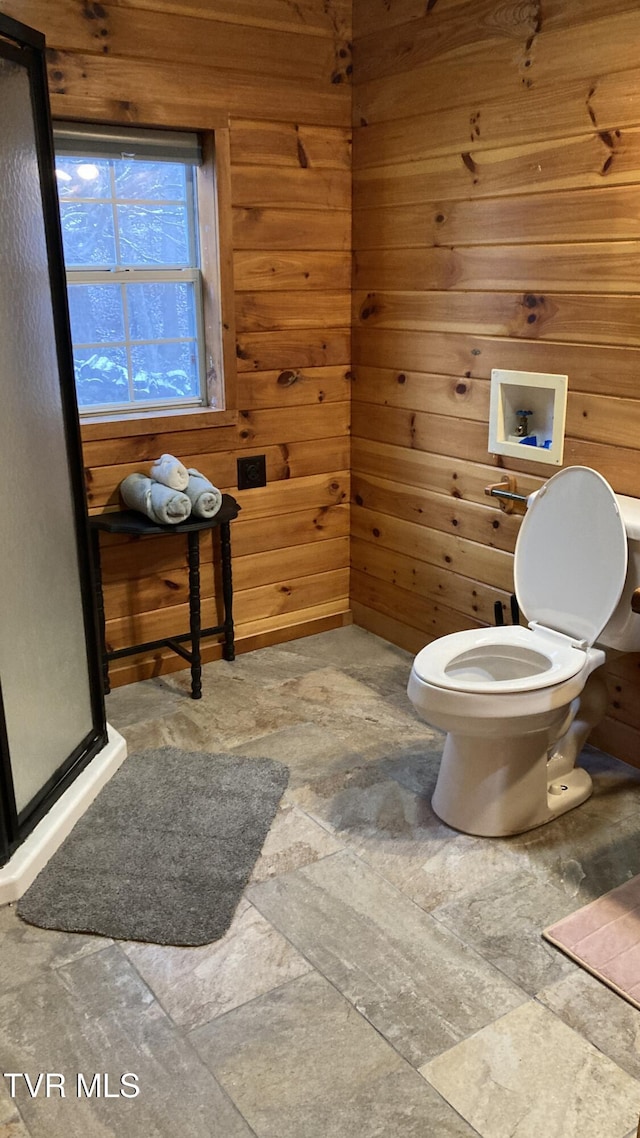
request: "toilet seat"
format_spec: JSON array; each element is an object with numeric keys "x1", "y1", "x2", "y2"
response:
[
  {"x1": 413, "y1": 467, "x2": 628, "y2": 697},
  {"x1": 412, "y1": 625, "x2": 588, "y2": 695}
]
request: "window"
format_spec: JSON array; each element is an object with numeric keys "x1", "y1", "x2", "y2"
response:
[{"x1": 53, "y1": 124, "x2": 221, "y2": 417}]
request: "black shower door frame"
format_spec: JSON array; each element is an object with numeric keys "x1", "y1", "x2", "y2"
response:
[{"x1": 0, "y1": 13, "x2": 107, "y2": 866}]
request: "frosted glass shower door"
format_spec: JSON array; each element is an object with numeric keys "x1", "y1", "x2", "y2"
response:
[{"x1": 0, "y1": 16, "x2": 105, "y2": 854}]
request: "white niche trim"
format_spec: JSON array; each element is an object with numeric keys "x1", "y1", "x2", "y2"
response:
[{"x1": 489, "y1": 368, "x2": 568, "y2": 466}]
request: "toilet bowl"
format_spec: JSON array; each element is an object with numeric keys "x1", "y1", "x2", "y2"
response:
[{"x1": 407, "y1": 466, "x2": 636, "y2": 837}]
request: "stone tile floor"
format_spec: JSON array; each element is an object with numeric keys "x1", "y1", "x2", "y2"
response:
[{"x1": 1, "y1": 625, "x2": 640, "y2": 1137}]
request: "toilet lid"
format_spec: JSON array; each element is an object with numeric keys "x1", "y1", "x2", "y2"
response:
[{"x1": 514, "y1": 466, "x2": 627, "y2": 646}]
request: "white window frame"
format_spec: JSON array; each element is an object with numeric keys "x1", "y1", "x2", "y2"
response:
[
  {"x1": 54, "y1": 123, "x2": 215, "y2": 419},
  {"x1": 67, "y1": 268, "x2": 207, "y2": 416}
]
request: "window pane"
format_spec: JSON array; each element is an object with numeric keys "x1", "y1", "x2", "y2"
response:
[
  {"x1": 73, "y1": 347, "x2": 129, "y2": 407},
  {"x1": 114, "y1": 160, "x2": 186, "y2": 201},
  {"x1": 60, "y1": 201, "x2": 116, "y2": 267},
  {"x1": 131, "y1": 342, "x2": 199, "y2": 402},
  {"x1": 68, "y1": 283, "x2": 125, "y2": 344},
  {"x1": 55, "y1": 157, "x2": 111, "y2": 198},
  {"x1": 54, "y1": 131, "x2": 211, "y2": 414},
  {"x1": 117, "y1": 204, "x2": 190, "y2": 266},
  {"x1": 127, "y1": 281, "x2": 196, "y2": 341}
]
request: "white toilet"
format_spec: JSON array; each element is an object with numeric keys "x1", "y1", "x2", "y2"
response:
[{"x1": 407, "y1": 465, "x2": 640, "y2": 837}]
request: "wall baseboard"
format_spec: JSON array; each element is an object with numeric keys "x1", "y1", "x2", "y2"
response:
[{"x1": 106, "y1": 607, "x2": 352, "y2": 688}]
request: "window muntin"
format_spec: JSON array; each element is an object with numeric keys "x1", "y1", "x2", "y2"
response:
[{"x1": 55, "y1": 138, "x2": 207, "y2": 415}]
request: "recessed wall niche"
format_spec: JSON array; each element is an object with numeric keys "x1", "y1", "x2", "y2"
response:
[{"x1": 488, "y1": 368, "x2": 568, "y2": 466}]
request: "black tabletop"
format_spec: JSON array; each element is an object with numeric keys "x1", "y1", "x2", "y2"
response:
[{"x1": 89, "y1": 493, "x2": 240, "y2": 536}]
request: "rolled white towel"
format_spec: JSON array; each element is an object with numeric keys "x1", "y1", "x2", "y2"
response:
[
  {"x1": 185, "y1": 468, "x2": 223, "y2": 519},
  {"x1": 150, "y1": 453, "x2": 189, "y2": 491},
  {"x1": 120, "y1": 473, "x2": 192, "y2": 525}
]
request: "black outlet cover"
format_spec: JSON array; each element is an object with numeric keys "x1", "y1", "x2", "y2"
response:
[{"x1": 237, "y1": 454, "x2": 267, "y2": 490}]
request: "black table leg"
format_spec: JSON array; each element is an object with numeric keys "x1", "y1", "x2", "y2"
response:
[
  {"x1": 90, "y1": 526, "x2": 110, "y2": 695},
  {"x1": 187, "y1": 530, "x2": 202, "y2": 699},
  {"x1": 220, "y1": 520, "x2": 236, "y2": 661}
]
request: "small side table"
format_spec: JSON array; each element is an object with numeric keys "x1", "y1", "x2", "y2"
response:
[{"x1": 89, "y1": 494, "x2": 241, "y2": 700}]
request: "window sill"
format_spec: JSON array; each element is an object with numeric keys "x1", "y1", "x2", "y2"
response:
[{"x1": 80, "y1": 405, "x2": 238, "y2": 442}]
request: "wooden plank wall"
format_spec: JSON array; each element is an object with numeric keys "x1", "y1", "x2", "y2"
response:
[
  {"x1": 352, "y1": 0, "x2": 640, "y2": 767},
  {"x1": 0, "y1": 0, "x2": 353, "y2": 685}
]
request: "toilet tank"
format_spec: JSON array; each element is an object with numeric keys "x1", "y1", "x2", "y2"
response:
[{"x1": 598, "y1": 493, "x2": 640, "y2": 651}]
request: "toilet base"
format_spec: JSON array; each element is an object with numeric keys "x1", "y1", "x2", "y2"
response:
[{"x1": 431, "y1": 729, "x2": 593, "y2": 838}]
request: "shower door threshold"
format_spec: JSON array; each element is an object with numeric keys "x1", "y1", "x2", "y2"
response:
[{"x1": 0, "y1": 724, "x2": 127, "y2": 904}]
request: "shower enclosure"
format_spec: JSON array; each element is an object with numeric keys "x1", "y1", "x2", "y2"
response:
[{"x1": 0, "y1": 13, "x2": 107, "y2": 868}]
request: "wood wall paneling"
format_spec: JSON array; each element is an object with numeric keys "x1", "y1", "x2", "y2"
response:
[
  {"x1": 353, "y1": 186, "x2": 640, "y2": 250},
  {"x1": 109, "y1": 0, "x2": 352, "y2": 39},
  {"x1": 354, "y1": 10, "x2": 640, "y2": 126},
  {"x1": 354, "y1": 243, "x2": 640, "y2": 297},
  {"x1": 351, "y1": 437, "x2": 542, "y2": 507},
  {"x1": 352, "y1": 0, "x2": 640, "y2": 768},
  {"x1": 236, "y1": 366, "x2": 352, "y2": 409},
  {"x1": 353, "y1": 71, "x2": 640, "y2": 169},
  {"x1": 4, "y1": 0, "x2": 640, "y2": 766},
  {"x1": 0, "y1": 0, "x2": 353, "y2": 679},
  {"x1": 234, "y1": 250, "x2": 352, "y2": 292},
  {"x1": 353, "y1": 288, "x2": 640, "y2": 350},
  {"x1": 352, "y1": 326, "x2": 640, "y2": 402},
  {"x1": 353, "y1": 0, "x2": 640, "y2": 40},
  {"x1": 353, "y1": 130, "x2": 640, "y2": 202},
  {"x1": 230, "y1": 120, "x2": 352, "y2": 169}
]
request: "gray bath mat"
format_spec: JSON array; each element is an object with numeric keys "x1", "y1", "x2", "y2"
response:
[{"x1": 17, "y1": 747, "x2": 288, "y2": 946}]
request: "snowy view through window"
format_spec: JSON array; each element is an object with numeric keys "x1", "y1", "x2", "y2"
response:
[{"x1": 56, "y1": 156, "x2": 203, "y2": 412}]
